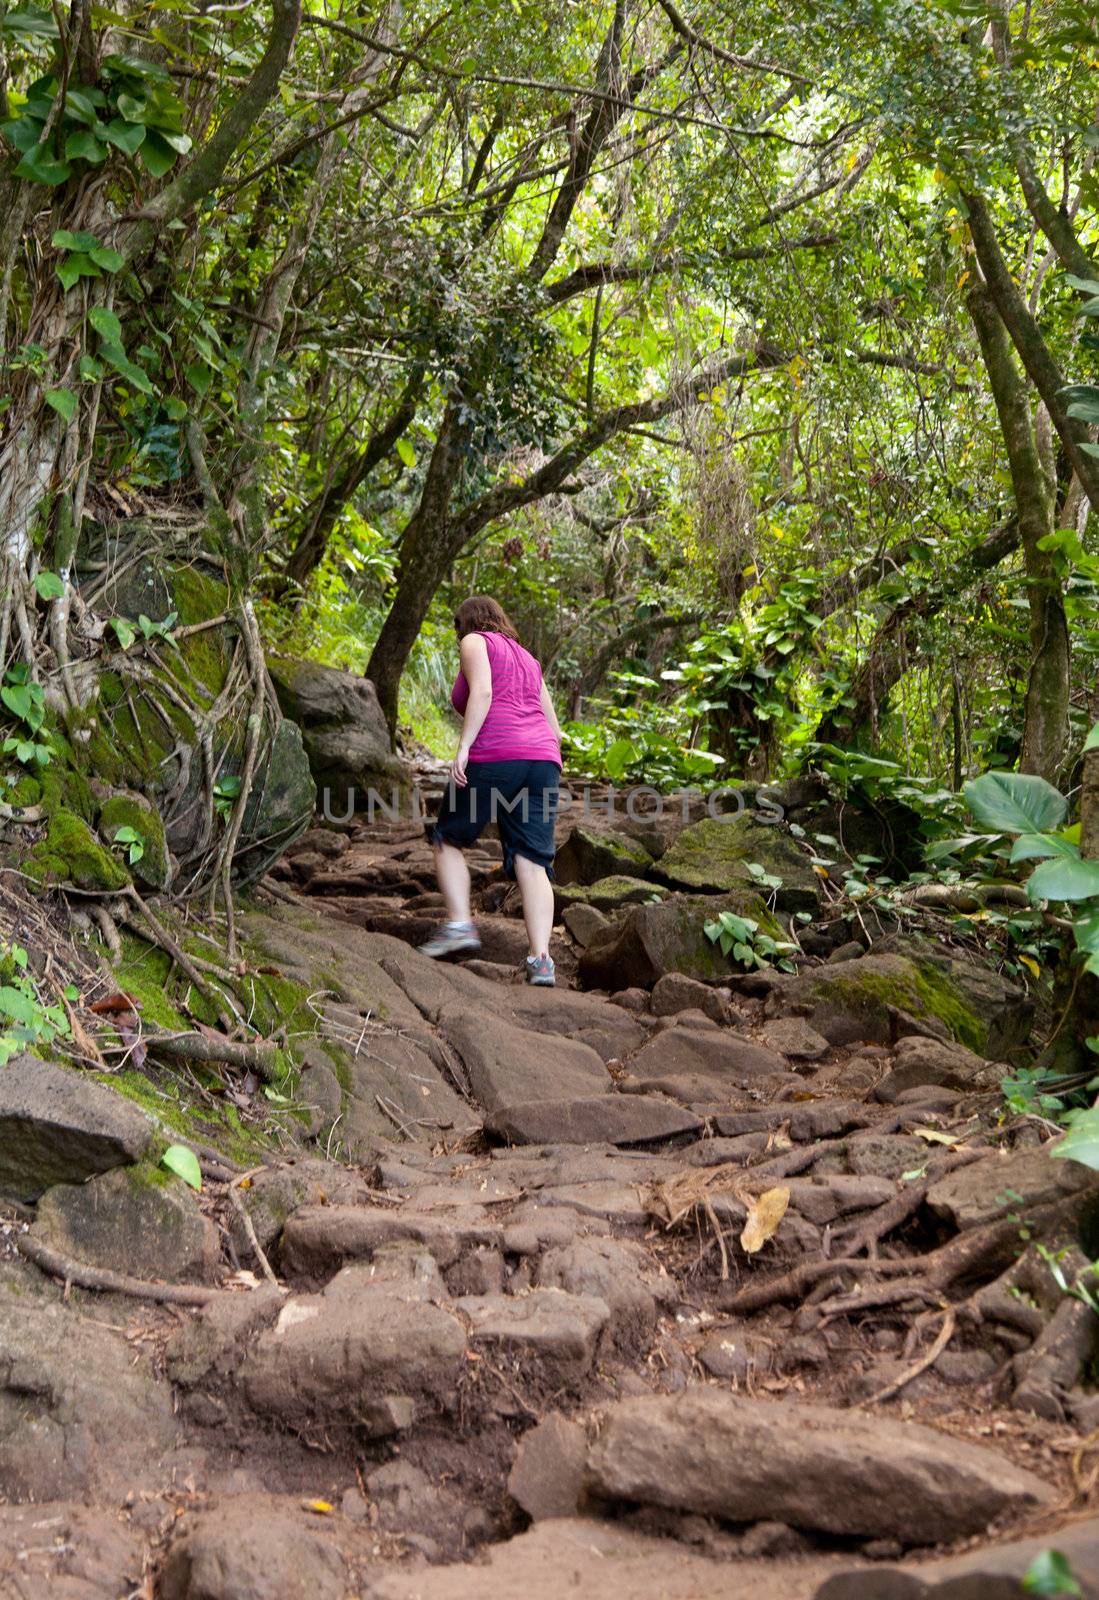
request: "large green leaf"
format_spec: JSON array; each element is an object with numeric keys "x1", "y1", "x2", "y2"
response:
[
  {"x1": 43, "y1": 388, "x2": 76, "y2": 423},
  {"x1": 1051, "y1": 1109, "x2": 1099, "y2": 1173},
  {"x1": 0, "y1": 8, "x2": 59, "y2": 37},
  {"x1": 964, "y1": 772, "x2": 1067, "y2": 835},
  {"x1": 1010, "y1": 833, "x2": 1079, "y2": 863},
  {"x1": 88, "y1": 306, "x2": 122, "y2": 343},
  {"x1": 1027, "y1": 856, "x2": 1099, "y2": 904},
  {"x1": 13, "y1": 144, "x2": 71, "y2": 185},
  {"x1": 161, "y1": 1143, "x2": 202, "y2": 1191}
]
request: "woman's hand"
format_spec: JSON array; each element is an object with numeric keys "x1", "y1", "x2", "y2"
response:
[{"x1": 451, "y1": 745, "x2": 470, "y2": 787}]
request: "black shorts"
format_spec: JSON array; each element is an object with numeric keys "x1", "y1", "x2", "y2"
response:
[{"x1": 429, "y1": 759, "x2": 560, "y2": 879}]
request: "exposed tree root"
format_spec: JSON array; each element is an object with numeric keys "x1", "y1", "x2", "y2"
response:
[
  {"x1": 13, "y1": 1230, "x2": 219, "y2": 1305},
  {"x1": 146, "y1": 1028, "x2": 279, "y2": 1083},
  {"x1": 229, "y1": 1170, "x2": 284, "y2": 1289},
  {"x1": 855, "y1": 1306, "x2": 957, "y2": 1407}
]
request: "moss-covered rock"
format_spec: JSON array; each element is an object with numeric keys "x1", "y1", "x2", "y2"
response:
[
  {"x1": 32, "y1": 1163, "x2": 219, "y2": 1283},
  {"x1": 554, "y1": 826, "x2": 656, "y2": 887},
  {"x1": 556, "y1": 875, "x2": 667, "y2": 915},
  {"x1": 579, "y1": 890, "x2": 783, "y2": 991},
  {"x1": 656, "y1": 815, "x2": 820, "y2": 913},
  {"x1": 764, "y1": 939, "x2": 1032, "y2": 1059},
  {"x1": 99, "y1": 794, "x2": 171, "y2": 891},
  {"x1": 25, "y1": 807, "x2": 130, "y2": 891}
]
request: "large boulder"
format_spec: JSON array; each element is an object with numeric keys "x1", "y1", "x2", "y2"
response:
[
  {"x1": 585, "y1": 1391, "x2": 1054, "y2": 1543},
  {"x1": 554, "y1": 826, "x2": 656, "y2": 887},
  {"x1": 765, "y1": 939, "x2": 1031, "y2": 1058},
  {"x1": 578, "y1": 891, "x2": 781, "y2": 991},
  {"x1": 655, "y1": 814, "x2": 820, "y2": 912},
  {"x1": 0, "y1": 1053, "x2": 154, "y2": 1201},
  {"x1": 32, "y1": 1165, "x2": 220, "y2": 1283},
  {"x1": 269, "y1": 656, "x2": 410, "y2": 813}
]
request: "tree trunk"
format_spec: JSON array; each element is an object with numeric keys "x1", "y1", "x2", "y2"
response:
[{"x1": 966, "y1": 282, "x2": 1068, "y2": 781}]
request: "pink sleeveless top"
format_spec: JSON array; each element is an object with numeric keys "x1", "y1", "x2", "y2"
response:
[{"x1": 451, "y1": 631, "x2": 562, "y2": 767}]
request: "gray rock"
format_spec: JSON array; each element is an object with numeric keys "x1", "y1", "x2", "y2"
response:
[
  {"x1": 761, "y1": 1016, "x2": 830, "y2": 1060},
  {"x1": 159, "y1": 1495, "x2": 347, "y2": 1600},
  {"x1": 438, "y1": 1005, "x2": 609, "y2": 1112},
  {"x1": 340, "y1": 1028, "x2": 479, "y2": 1149},
  {"x1": 0, "y1": 1053, "x2": 154, "y2": 1200},
  {"x1": 585, "y1": 1391, "x2": 1054, "y2": 1542},
  {"x1": 926, "y1": 1146, "x2": 1096, "y2": 1230},
  {"x1": 485, "y1": 1095, "x2": 700, "y2": 1148},
  {"x1": 562, "y1": 903, "x2": 613, "y2": 947},
  {"x1": 651, "y1": 973, "x2": 730, "y2": 1022},
  {"x1": 33, "y1": 1165, "x2": 219, "y2": 1283},
  {"x1": 536, "y1": 1236, "x2": 661, "y2": 1344},
  {"x1": 457, "y1": 1288, "x2": 610, "y2": 1375},
  {"x1": 269, "y1": 655, "x2": 409, "y2": 811},
  {"x1": 628, "y1": 1027, "x2": 792, "y2": 1090},
  {"x1": 0, "y1": 1503, "x2": 147, "y2": 1600},
  {"x1": 280, "y1": 1203, "x2": 498, "y2": 1288},
  {"x1": 697, "y1": 1329, "x2": 774, "y2": 1381},
  {"x1": 0, "y1": 1293, "x2": 177, "y2": 1500},
  {"x1": 844, "y1": 1133, "x2": 934, "y2": 1180},
  {"x1": 508, "y1": 1413, "x2": 588, "y2": 1519},
  {"x1": 874, "y1": 1036, "x2": 999, "y2": 1103},
  {"x1": 242, "y1": 1283, "x2": 466, "y2": 1434}
]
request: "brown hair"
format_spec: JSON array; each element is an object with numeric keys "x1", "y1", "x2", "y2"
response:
[{"x1": 454, "y1": 595, "x2": 520, "y2": 643}]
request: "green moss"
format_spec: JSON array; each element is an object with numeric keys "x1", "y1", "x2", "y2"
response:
[
  {"x1": 809, "y1": 957, "x2": 985, "y2": 1053},
  {"x1": 124, "y1": 1158, "x2": 175, "y2": 1192},
  {"x1": 26, "y1": 807, "x2": 130, "y2": 891},
  {"x1": 4, "y1": 773, "x2": 41, "y2": 807},
  {"x1": 102, "y1": 1067, "x2": 274, "y2": 1168},
  {"x1": 99, "y1": 795, "x2": 170, "y2": 890}
]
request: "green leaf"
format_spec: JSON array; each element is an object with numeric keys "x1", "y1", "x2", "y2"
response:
[
  {"x1": 138, "y1": 129, "x2": 178, "y2": 177},
  {"x1": 103, "y1": 117, "x2": 146, "y2": 155},
  {"x1": 1, "y1": 9, "x2": 60, "y2": 38},
  {"x1": 153, "y1": 126, "x2": 192, "y2": 154},
  {"x1": 1, "y1": 683, "x2": 33, "y2": 722},
  {"x1": 161, "y1": 1142, "x2": 202, "y2": 1191},
  {"x1": 63, "y1": 89, "x2": 99, "y2": 126},
  {"x1": 185, "y1": 361, "x2": 212, "y2": 395},
  {"x1": 89, "y1": 246, "x2": 124, "y2": 272},
  {"x1": 1085, "y1": 721, "x2": 1099, "y2": 754},
  {"x1": 64, "y1": 128, "x2": 108, "y2": 164},
  {"x1": 100, "y1": 342, "x2": 154, "y2": 395},
  {"x1": 52, "y1": 228, "x2": 99, "y2": 251},
  {"x1": 0, "y1": 985, "x2": 39, "y2": 1026},
  {"x1": 396, "y1": 436, "x2": 416, "y2": 468},
  {"x1": 13, "y1": 145, "x2": 72, "y2": 186},
  {"x1": 111, "y1": 617, "x2": 137, "y2": 649},
  {"x1": 43, "y1": 387, "x2": 76, "y2": 423},
  {"x1": 1022, "y1": 1548, "x2": 1082, "y2": 1594},
  {"x1": 603, "y1": 737, "x2": 637, "y2": 779},
  {"x1": 1010, "y1": 833, "x2": 1079, "y2": 863},
  {"x1": 1027, "y1": 856, "x2": 1099, "y2": 904},
  {"x1": 34, "y1": 572, "x2": 65, "y2": 599},
  {"x1": 89, "y1": 306, "x2": 122, "y2": 343},
  {"x1": 57, "y1": 252, "x2": 101, "y2": 291},
  {"x1": 964, "y1": 772, "x2": 1068, "y2": 835},
  {"x1": 79, "y1": 354, "x2": 104, "y2": 381}
]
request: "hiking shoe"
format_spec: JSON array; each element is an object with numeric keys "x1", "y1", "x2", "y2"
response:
[
  {"x1": 420, "y1": 922, "x2": 482, "y2": 960},
  {"x1": 525, "y1": 954, "x2": 555, "y2": 987}
]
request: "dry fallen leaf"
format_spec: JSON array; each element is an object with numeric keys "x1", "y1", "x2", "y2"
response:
[
  {"x1": 913, "y1": 1128, "x2": 962, "y2": 1146},
  {"x1": 302, "y1": 1499, "x2": 334, "y2": 1516},
  {"x1": 740, "y1": 1186, "x2": 790, "y2": 1254}
]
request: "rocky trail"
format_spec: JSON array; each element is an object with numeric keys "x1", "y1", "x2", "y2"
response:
[{"x1": 4, "y1": 778, "x2": 1099, "y2": 1599}]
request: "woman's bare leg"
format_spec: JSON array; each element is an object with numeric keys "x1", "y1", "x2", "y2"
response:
[
  {"x1": 514, "y1": 853, "x2": 554, "y2": 957},
  {"x1": 434, "y1": 841, "x2": 472, "y2": 924}
]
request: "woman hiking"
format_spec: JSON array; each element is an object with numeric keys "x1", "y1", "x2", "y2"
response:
[{"x1": 420, "y1": 596, "x2": 562, "y2": 987}]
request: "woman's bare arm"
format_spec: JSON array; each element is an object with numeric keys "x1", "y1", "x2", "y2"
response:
[
  {"x1": 540, "y1": 678, "x2": 562, "y2": 739},
  {"x1": 453, "y1": 634, "x2": 492, "y2": 786}
]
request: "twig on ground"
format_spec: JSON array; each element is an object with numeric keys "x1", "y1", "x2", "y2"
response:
[
  {"x1": 229, "y1": 1169, "x2": 283, "y2": 1289},
  {"x1": 855, "y1": 1305, "x2": 957, "y2": 1406}
]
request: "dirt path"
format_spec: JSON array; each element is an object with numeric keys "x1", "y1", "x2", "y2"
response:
[{"x1": 4, "y1": 793, "x2": 1099, "y2": 1597}]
